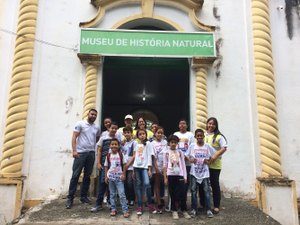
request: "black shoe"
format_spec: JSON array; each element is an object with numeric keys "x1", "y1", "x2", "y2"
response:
[
  {"x1": 65, "y1": 199, "x2": 73, "y2": 209},
  {"x1": 80, "y1": 197, "x2": 91, "y2": 204}
]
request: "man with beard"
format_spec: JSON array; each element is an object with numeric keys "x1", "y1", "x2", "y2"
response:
[{"x1": 66, "y1": 109, "x2": 101, "y2": 209}]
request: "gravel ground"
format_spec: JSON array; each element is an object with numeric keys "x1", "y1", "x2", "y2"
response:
[{"x1": 13, "y1": 196, "x2": 282, "y2": 225}]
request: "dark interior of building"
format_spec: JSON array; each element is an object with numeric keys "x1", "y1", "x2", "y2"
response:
[{"x1": 101, "y1": 56, "x2": 190, "y2": 136}]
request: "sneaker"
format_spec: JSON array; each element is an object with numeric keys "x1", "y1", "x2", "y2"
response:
[
  {"x1": 80, "y1": 197, "x2": 91, "y2": 204},
  {"x1": 157, "y1": 205, "x2": 163, "y2": 214},
  {"x1": 148, "y1": 204, "x2": 157, "y2": 214},
  {"x1": 65, "y1": 199, "x2": 73, "y2": 209},
  {"x1": 182, "y1": 211, "x2": 191, "y2": 219},
  {"x1": 136, "y1": 206, "x2": 143, "y2": 215},
  {"x1": 207, "y1": 210, "x2": 214, "y2": 218},
  {"x1": 90, "y1": 205, "x2": 103, "y2": 212},
  {"x1": 110, "y1": 209, "x2": 117, "y2": 216},
  {"x1": 172, "y1": 211, "x2": 179, "y2": 220},
  {"x1": 165, "y1": 200, "x2": 171, "y2": 212},
  {"x1": 129, "y1": 200, "x2": 134, "y2": 207},
  {"x1": 190, "y1": 209, "x2": 197, "y2": 217}
]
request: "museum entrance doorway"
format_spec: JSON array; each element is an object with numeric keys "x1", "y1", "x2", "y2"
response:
[{"x1": 101, "y1": 56, "x2": 190, "y2": 136}]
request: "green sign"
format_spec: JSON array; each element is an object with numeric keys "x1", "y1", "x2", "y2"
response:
[{"x1": 80, "y1": 29, "x2": 215, "y2": 58}]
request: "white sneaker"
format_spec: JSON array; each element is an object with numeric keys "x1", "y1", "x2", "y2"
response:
[
  {"x1": 190, "y1": 209, "x2": 196, "y2": 217},
  {"x1": 182, "y1": 211, "x2": 191, "y2": 219},
  {"x1": 172, "y1": 211, "x2": 179, "y2": 220},
  {"x1": 207, "y1": 210, "x2": 214, "y2": 218}
]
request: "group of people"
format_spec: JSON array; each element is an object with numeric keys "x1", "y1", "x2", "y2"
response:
[{"x1": 65, "y1": 109, "x2": 228, "y2": 220}]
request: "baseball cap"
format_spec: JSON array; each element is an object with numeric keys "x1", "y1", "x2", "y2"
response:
[{"x1": 124, "y1": 114, "x2": 133, "y2": 120}]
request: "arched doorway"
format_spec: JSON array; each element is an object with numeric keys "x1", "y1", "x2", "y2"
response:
[
  {"x1": 131, "y1": 109, "x2": 159, "y2": 128},
  {"x1": 101, "y1": 55, "x2": 189, "y2": 136}
]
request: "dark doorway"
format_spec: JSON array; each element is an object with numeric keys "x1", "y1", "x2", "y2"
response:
[{"x1": 102, "y1": 56, "x2": 189, "y2": 136}]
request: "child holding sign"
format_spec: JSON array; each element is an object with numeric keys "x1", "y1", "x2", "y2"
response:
[
  {"x1": 104, "y1": 138, "x2": 129, "y2": 218},
  {"x1": 187, "y1": 129, "x2": 215, "y2": 218}
]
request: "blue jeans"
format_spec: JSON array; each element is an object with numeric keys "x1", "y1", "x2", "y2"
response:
[
  {"x1": 95, "y1": 168, "x2": 108, "y2": 206},
  {"x1": 109, "y1": 179, "x2": 128, "y2": 213},
  {"x1": 199, "y1": 169, "x2": 221, "y2": 208},
  {"x1": 134, "y1": 168, "x2": 152, "y2": 207},
  {"x1": 191, "y1": 176, "x2": 211, "y2": 210},
  {"x1": 67, "y1": 151, "x2": 95, "y2": 200}
]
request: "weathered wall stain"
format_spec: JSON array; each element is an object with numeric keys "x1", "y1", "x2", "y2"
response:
[
  {"x1": 213, "y1": 4, "x2": 222, "y2": 78},
  {"x1": 214, "y1": 38, "x2": 223, "y2": 78},
  {"x1": 285, "y1": 0, "x2": 300, "y2": 39},
  {"x1": 65, "y1": 97, "x2": 73, "y2": 114},
  {"x1": 213, "y1": 6, "x2": 220, "y2": 21},
  {"x1": 56, "y1": 148, "x2": 72, "y2": 154}
]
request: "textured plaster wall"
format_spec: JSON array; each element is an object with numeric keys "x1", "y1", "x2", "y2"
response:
[
  {"x1": 269, "y1": 0, "x2": 300, "y2": 197},
  {"x1": 0, "y1": 185, "x2": 17, "y2": 224},
  {"x1": 205, "y1": 0, "x2": 257, "y2": 197}
]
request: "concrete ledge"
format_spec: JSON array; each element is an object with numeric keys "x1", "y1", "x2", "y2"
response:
[
  {"x1": 256, "y1": 177, "x2": 299, "y2": 225},
  {"x1": 0, "y1": 177, "x2": 23, "y2": 224}
]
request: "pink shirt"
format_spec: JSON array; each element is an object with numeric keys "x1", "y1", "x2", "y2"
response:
[{"x1": 163, "y1": 148, "x2": 187, "y2": 180}]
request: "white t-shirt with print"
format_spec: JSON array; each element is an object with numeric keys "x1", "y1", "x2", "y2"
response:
[
  {"x1": 187, "y1": 143, "x2": 215, "y2": 183},
  {"x1": 174, "y1": 131, "x2": 194, "y2": 166},
  {"x1": 104, "y1": 152, "x2": 126, "y2": 181},
  {"x1": 151, "y1": 139, "x2": 168, "y2": 173},
  {"x1": 133, "y1": 141, "x2": 152, "y2": 169}
]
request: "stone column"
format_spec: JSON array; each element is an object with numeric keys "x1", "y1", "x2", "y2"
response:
[
  {"x1": 251, "y1": 1, "x2": 298, "y2": 224},
  {"x1": 78, "y1": 54, "x2": 102, "y2": 119},
  {"x1": 192, "y1": 57, "x2": 215, "y2": 130},
  {"x1": 0, "y1": 0, "x2": 39, "y2": 221}
]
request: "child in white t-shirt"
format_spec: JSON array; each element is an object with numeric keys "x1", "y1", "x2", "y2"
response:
[
  {"x1": 104, "y1": 138, "x2": 129, "y2": 218},
  {"x1": 163, "y1": 135, "x2": 191, "y2": 220},
  {"x1": 151, "y1": 126, "x2": 168, "y2": 213},
  {"x1": 121, "y1": 126, "x2": 137, "y2": 206},
  {"x1": 126, "y1": 129, "x2": 156, "y2": 215},
  {"x1": 187, "y1": 129, "x2": 215, "y2": 218},
  {"x1": 173, "y1": 119, "x2": 194, "y2": 210}
]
